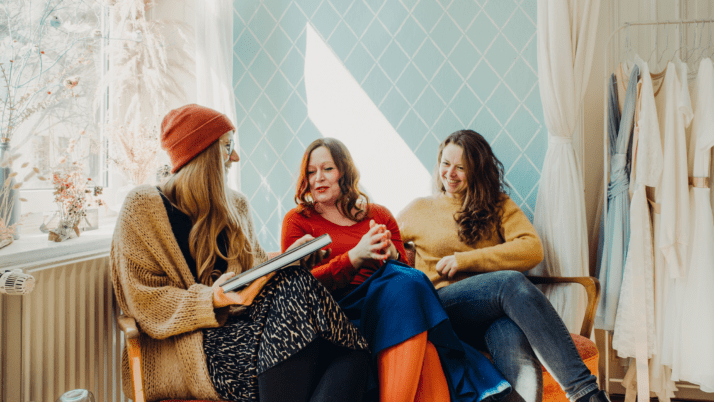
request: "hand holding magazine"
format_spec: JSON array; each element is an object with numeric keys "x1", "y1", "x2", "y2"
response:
[{"x1": 221, "y1": 234, "x2": 332, "y2": 292}]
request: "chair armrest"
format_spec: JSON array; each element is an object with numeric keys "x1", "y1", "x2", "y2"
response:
[
  {"x1": 527, "y1": 276, "x2": 601, "y2": 338},
  {"x1": 118, "y1": 314, "x2": 140, "y2": 339},
  {"x1": 118, "y1": 314, "x2": 146, "y2": 402}
]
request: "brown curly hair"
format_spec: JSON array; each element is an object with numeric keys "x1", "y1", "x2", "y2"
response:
[
  {"x1": 294, "y1": 138, "x2": 369, "y2": 221},
  {"x1": 434, "y1": 130, "x2": 510, "y2": 245}
]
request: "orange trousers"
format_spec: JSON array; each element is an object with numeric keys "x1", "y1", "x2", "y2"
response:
[{"x1": 377, "y1": 331, "x2": 450, "y2": 402}]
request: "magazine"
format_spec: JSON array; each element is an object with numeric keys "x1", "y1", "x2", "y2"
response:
[{"x1": 221, "y1": 233, "x2": 332, "y2": 292}]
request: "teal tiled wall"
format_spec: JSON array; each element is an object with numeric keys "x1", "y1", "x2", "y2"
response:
[{"x1": 233, "y1": 0, "x2": 545, "y2": 251}]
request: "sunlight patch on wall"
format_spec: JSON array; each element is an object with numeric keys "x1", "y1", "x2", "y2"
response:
[{"x1": 304, "y1": 23, "x2": 431, "y2": 215}]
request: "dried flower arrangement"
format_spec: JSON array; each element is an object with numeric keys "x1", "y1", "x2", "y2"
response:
[
  {"x1": 104, "y1": 121, "x2": 160, "y2": 185},
  {"x1": 48, "y1": 161, "x2": 104, "y2": 242}
]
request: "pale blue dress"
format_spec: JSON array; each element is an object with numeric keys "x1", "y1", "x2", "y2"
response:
[{"x1": 595, "y1": 65, "x2": 639, "y2": 331}]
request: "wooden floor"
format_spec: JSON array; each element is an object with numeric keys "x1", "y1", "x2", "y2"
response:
[{"x1": 610, "y1": 394, "x2": 708, "y2": 402}]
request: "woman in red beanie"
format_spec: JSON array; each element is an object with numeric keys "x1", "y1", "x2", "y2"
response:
[{"x1": 111, "y1": 104, "x2": 370, "y2": 402}]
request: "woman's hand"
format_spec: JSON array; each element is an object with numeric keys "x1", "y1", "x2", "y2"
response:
[
  {"x1": 212, "y1": 271, "x2": 275, "y2": 308},
  {"x1": 287, "y1": 234, "x2": 332, "y2": 271},
  {"x1": 370, "y1": 220, "x2": 398, "y2": 260},
  {"x1": 348, "y1": 221, "x2": 391, "y2": 268},
  {"x1": 435, "y1": 255, "x2": 459, "y2": 278}
]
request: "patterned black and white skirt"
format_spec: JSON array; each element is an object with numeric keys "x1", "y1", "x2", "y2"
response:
[{"x1": 203, "y1": 266, "x2": 369, "y2": 401}]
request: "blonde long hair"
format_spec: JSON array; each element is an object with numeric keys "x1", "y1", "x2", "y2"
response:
[{"x1": 161, "y1": 141, "x2": 253, "y2": 285}]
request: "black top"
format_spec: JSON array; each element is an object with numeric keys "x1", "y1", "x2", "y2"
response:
[{"x1": 158, "y1": 188, "x2": 228, "y2": 282}]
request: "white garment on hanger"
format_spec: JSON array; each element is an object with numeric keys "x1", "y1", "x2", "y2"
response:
[
  {"x1": 648, "y1": 59, "x2": 693, "y2": 402},
  {"x1": 670, "y1": 58, "x2": 714, "y2": 392}
]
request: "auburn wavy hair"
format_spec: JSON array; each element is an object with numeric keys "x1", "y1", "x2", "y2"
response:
[
  {"x1": 434, "y1": 130, "x2": 510, "y2": 245},
  {"x1": 294, "y1": 138, "x2": 369, "y2": 221},
  {"x1": 161, "y1": 140, "x2": 253, "y2": 285}
]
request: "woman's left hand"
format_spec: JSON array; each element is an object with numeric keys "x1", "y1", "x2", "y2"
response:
[{"x1": 436, "y1": 255, "x2": 459, "y2": 278}]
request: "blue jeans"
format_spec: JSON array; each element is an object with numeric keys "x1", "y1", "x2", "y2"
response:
[{"x1": 436, "y1": 271, "x2": 598, "y2": 402}]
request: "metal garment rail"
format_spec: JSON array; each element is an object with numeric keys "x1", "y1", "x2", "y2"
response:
[{"x1": 601, "y1": 16, "x2": 714, "y2": 397}]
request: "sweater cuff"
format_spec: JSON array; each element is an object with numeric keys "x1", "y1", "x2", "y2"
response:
[
  {"x1": 454, "y1": 249, "x2": 484, "y2": 273},
  {"x1": 187, "y1": 284, "x2": 223, "y2": 328}
]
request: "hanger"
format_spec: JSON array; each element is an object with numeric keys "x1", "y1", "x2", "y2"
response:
[
  {"x1": 623, "y1": 23, "x2": 635, "y2": 64},
  {"x1": 656, "y1": 23, "x2": 672, "y2": 70}
]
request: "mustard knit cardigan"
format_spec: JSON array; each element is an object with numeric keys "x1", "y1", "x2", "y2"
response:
[{"x1": 111, "y1": 185, "x2": 268, "y2": 402}]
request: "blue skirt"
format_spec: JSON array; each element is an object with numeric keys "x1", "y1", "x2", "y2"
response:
[{"x1": 339, "y1": 260, "x2": 511, "y2": 402}]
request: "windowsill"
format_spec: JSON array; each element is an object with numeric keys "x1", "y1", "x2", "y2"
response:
[{"x1": 0, "y1": 215, "x2": 117, "y2": 270}]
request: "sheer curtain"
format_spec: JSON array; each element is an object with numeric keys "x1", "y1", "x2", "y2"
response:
[
  {"x1": 531, "y1": 0, "x2": 601, "y2": 333},
  {"x1": 194, "y1": 0, "x2": 239, "y2": 189}
]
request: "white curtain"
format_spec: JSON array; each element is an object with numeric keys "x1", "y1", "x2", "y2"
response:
[
  {"x1": 531, "y1": 0, "x2": 601, "y2": 333},
  {"x1": 194, "y1": 0, "x2": 239, "y2": 189}
]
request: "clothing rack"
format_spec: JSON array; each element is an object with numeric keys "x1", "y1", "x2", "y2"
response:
[{"x1": 601, "y1": 18, "x2": 714, "y2": 397}]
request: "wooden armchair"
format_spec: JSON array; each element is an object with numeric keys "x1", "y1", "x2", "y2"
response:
[{"x1": 403, "y1": 243, "x2": 601, "y2": 402}]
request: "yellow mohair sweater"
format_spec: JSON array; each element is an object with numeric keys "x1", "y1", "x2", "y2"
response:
[
  {"x1": 111, "y1": 185, "x2": 267, "y2": 402},
  {"x1": 397, "y1": 193, "x2": 544, "y2": 289}
]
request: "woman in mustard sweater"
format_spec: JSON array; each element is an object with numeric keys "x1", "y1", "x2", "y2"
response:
[
  {"x1": 111, "y1": 105, "x2": 369, "y2": 402},
  {"x1": 398, "y1": 130, "x2": 609, "y2": 402}
]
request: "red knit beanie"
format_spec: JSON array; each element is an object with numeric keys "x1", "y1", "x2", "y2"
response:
[{"x1": 160, "y1": 104, "x2": 236, "y2": 173}]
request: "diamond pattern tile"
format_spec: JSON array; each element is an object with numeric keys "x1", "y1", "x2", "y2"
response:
[
  {"x1": 505, "y1": 106, "x2": 539, "y2": 151},
  {"x1": 312, "y1": 2, "x2": 341, "y2": 37},
  {"x1": 264, "y1": 72, "x2": 293, "y2": 109},
  {"x1": 432, "y1": 109, "x2": 462, "y2": 142},
  {"x1": 483, "y1": 0, "x2": 517, "y2": 27},
  {"x1": 506, "y1": 156, "x2": 539, "y2": 202},
  {"x1": 502, "y1": 8, "x2": 535, "y2": 52},
  {"x1": 280, "y1": 46, "x2": 305, "y2": 86},
  {"x1": 484, "y1": 34, "x2": 518, "y2": 76},
  {"x1": 264, "y1": 27, "x2": 292, "y2": 65},
  {"x1": 235, "y1": 73, "x2": 261, "y2": 110},
  {"x1": 487, "y1": 83, "x2": 520, "y2": 127},
  {"x1": 448, "y1": 38, "x2": 479, "y2": 79},
  {"x1": 450, "y1": 87, "x2": 482, "y2": 126},
  {"x1": 249, "y1": 6, "x2": 277, "y2": 44},
  {"x1": 430, "y1": 14, "x2": 463, "y2": 56},
  {"x1": 280, "y1": 2, "x2": 309, "y2": 40},
  {"x1": 396, "y1": 63, "x2": 428, "y2": 104},
  {"x1": 414, "y1": 86, "x2": 446, "y2": 128},
  {"x1": 234, "y1": 0, "x2": 544, "y2": 239},
  {"x1": 467, "y1": 11, "x2": 499, "y2": 53},
  {"x1": 379, "y1": 41, "x2": 409, "y2": 82},
  {"x1": 250, "y1": 94, "x2": 279, "y2": 130},
  {"x1": 431, "y1": 63, "x2": 463, "y2": 103},
  {"x1": 345, "y1": 43, "x2": 376, "y2": 83},
  {"x1": 381, "y1": 88, "x2": 411, "y2": 128},
  {"x1": 362, "y1": 20, "x2": 392, "y2": 58},
  {"x1": 397, "y1": 110, "x2": 430, "y2": 151},
  {"x1": 343, "y1": 0, "x2": 374, "y2": 38},
  {"x1": 504, "y1": 59, "x2": 537, "y2": 101},
  {"x1": 328, "y1": 21, "x2": 359, "y2": 61},
  {"x1": 250, "y1": 50, "x2": 278, "y2": 88},
  {"x1": 447, "y1": 0, "x2": 480, "y2": 31},
  {"x1": 413, "y1": 38, "x2": 445, "y2": 80},
  {"x1": 412, "y1": 0, "x2": 445, "y2": 33},
  {"x1": 395, "y1": 16, "x2": 427, "y2": 56},
  {"x1": 235, "y1": 30, "x2": 260, "y2": 68},
  {"x1": 377, "y1": 1, "x2": 408, "y2": 35},
  {"x1": 266, "y1": 116, "x2": 294, "y2": 155},
  {"x1": 281, "y1": 91, "x2": 308, "y2": 132}
]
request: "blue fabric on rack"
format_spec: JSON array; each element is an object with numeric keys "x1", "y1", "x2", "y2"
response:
[
  {"x1": 339, "y1": 260, "x2": 511, "y2": 402},
  {"x1": 595, "y1": 65, "x2": 640, "y2": 331}
]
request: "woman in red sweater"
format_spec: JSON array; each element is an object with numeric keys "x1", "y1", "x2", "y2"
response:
[{"x1": 281, "y1": 138, "x2": 510, "y2": 402}]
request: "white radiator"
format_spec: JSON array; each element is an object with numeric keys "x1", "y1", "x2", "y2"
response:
[{"x1": 1, "y1": 250, "x2": 125, "y2": 402}]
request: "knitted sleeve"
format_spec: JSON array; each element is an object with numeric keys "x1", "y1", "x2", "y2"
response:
[
  {"x1": 111, "y1": 188, "x2": 223, "y2": 340},
  {"x1": 453, "y1": 198, "x2": 544, "y2": 273},
  {"x1": 281, "y1": 209, "x2": 359, "y2": 291}
]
